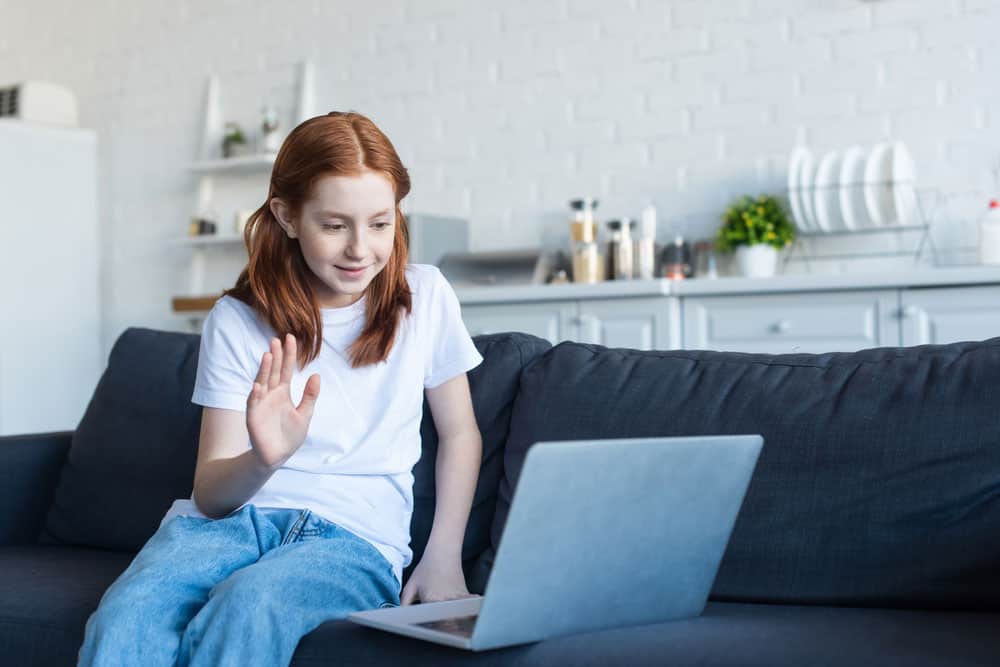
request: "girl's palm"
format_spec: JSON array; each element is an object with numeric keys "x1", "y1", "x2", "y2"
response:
[{"x1": 246, "y1": 333, "x2": 321, "y2": 470}]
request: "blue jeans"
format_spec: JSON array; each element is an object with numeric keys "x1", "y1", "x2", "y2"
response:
[{"x1": 78, "y1": 504, "x2": 401, "y2": 667}]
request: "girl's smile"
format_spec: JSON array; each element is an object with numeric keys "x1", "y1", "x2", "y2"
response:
[{"x1": 335, "y1": 264, "x2": 370, "y2": 279}]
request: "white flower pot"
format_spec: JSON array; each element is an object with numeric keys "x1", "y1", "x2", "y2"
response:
[{"x1": 736, "y1": 244, "x2": 778, "y2": 278}]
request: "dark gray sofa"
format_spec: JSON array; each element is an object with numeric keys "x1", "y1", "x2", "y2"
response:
[{"x1": 2, "y1": 327, "x2": 1000, "y2": 666}]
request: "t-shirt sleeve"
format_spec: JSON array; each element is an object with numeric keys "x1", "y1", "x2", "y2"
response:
[
  {"x1": 423, "y1": 267, "x2": 484, "y2": 389},
  {"x1": 191, "y1": 299, "x2": 257, "y2": 411}
]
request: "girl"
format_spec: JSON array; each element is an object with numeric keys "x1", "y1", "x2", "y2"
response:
[{"x1": 78, "y1": 111, "x2": 484, "y2": 666}]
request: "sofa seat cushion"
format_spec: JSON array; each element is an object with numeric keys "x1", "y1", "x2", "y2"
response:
[
  {"x1": 290, "y1": 602, "x2": 1000, "y2": 666},
  {"x1": 494, "y1": 339, "x2": 1000, "y2": 609},
  {"x1": 5, "y1": 546, "x2": 997, "y2": 666},
  {"x1": 0, "y1": 546, "x2": 135, "y2": 665}
]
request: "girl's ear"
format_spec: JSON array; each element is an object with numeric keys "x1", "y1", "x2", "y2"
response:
[{"x1": 270, "y1": 197, "x2": 298, "y2": 239}]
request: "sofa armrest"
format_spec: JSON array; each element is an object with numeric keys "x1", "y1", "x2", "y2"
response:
[{"x1": 0, "y1": 431, "x2": 72, "y2": 545}]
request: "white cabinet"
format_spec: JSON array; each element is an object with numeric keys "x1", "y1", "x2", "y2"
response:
[
  {"x1": 682, "y1": 290, "x2": 899, "y2": 353},
  {"x1": 900, "y1": 286, "x2": 1000, "y2": 345},
  {"x1": 577, "y1": 298, "x2": 679, "y2": 350},
  {"x1": 459, "y1": 280, "x2": 1000, "y2": 354},
  {"x1": 461, "y1": 297, "x2": 680, "y2": 350},
  {"x1": 462, "y1": 301, "x2": 577, "y2": 345}
]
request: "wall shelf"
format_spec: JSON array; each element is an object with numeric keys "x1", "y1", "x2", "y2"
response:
[
  {"x1": 171, "y1": 60, "x2": 315, "y2": 323},
  {"x1": 172, "y1": 295, "x2": 224, "y2": 312},
  {"x1": 169, "y1": 234, "x2": 245, "y2": 247},
  {"x1": 188, "y1": 153, "x2": 276, "y2": 173}
]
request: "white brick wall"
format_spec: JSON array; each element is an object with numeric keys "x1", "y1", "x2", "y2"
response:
[{"x1": 1, "y1": 0, "x2": 998, "y2": 353}]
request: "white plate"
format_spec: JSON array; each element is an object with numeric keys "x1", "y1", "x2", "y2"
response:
[
  {"x1": 798, "y1": 151, "x2": 820, "y2": 231},
  {"x1": 863, "y1": 142, "x2": 895, "y2": 226},
  {"x1": 787, "y1": 147, "x2": 812, "y2": 231},
  {"x1": 892, "y1": 141, "x2": 918, "y2": 225},
  {"x1": 838, "y1": 145, "x2": 869, "y2": 230},
  {"x1": 813, "y1": 150, "x2": 843, "y2": 232}
]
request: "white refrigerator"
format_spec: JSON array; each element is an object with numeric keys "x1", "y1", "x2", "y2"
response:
[{"x1": 0, "y1": 120, "x2": 102, "y2": 436}]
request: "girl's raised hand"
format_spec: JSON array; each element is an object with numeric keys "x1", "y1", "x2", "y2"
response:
[{"x1": 246, "y1": 333, "x2": 321, "y2": 470}]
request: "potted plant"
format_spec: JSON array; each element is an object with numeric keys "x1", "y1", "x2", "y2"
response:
[
  {"x1": 715, "y1": 194, "x2": 795, "y2": 278},
  {"x1": 221, "y1": 122, "x2": 247, "y2": 158}
]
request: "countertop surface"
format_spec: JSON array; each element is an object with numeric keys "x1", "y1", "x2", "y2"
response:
[{"x1": 453, "y1": 265, "x2": 1000, "y2": 304}]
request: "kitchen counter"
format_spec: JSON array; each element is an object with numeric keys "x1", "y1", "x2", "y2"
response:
[{"x1": 453, "y1": 265, "x2": 1000, "y2": 304}]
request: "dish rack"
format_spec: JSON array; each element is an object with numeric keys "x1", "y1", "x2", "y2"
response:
[{"x1": 782, "y1": 184, "x2": 940, "y2": 269}]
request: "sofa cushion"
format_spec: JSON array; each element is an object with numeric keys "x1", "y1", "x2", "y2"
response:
[
  {"x1": 492, "y1": 339, "x2": 1000, "y2": 609},
  {"x1": 40, "y1": 326, "x2": 550, "y2": 576},
  {"x1": 41, "y1": 328, "x2": 203, "y2": 551},
  {"x1": 0, "y1": 546, "x2": 135, "y2": 665},
  {"x1": 289, "y1": 602, "x2": 1000, "y2": 666}
]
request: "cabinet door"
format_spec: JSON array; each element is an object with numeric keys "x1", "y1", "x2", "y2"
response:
[
  {"x1": 900, "y1": 286, "x2": 1000, "y2": 345},
  {"x1": 577, "y1": 297, "x2": 680, "y2": 350},
  {"x1": 683, "y1": 290, "x2": 899, "y2": 353},
  {"x1": 461, "y1": 301, "x2": 578, "y2": 345}
]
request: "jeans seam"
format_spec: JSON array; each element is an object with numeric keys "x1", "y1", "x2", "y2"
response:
[{"x1": 281, "y1": 509, "x2": 311, "y2": 546}]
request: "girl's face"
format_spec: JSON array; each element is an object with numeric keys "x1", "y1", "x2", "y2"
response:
[{"x1": 272, "y1": 170, "x2": 397, "y2": 309}]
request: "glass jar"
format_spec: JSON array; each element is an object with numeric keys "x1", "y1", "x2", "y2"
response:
[
  {"x1": 606, "y1": 218, "x2": 634, "y2": 280},
  {"x1": 569, "y1": 198, "x2": 600, "y2": 283}
]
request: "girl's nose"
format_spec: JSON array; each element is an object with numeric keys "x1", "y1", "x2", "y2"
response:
[{"x1": 346, "y1": 230, "x2": 367, "y2": 258}]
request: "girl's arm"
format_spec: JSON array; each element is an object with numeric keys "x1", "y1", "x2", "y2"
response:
[
  {"x1": 401, "y1": 372, "x2": 482, "y2": 605},
  {"x1": 194, "y1": 334, "x2": 321, "y2": 518},
  {"x1": 193, "y1": 407, "x2": 277, "y2": 519}
]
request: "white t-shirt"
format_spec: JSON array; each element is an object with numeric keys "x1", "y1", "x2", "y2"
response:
[{"x1": 161, "y1": 263, "x2": 484, "y2": 586}]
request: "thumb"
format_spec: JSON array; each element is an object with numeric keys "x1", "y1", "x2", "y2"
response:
[
  {"x1": 400, "y1": 581, "x2": 417, "y2": 606},
  {"x1": 296, "y1": 374, "x2": 321, "y2": 418}
]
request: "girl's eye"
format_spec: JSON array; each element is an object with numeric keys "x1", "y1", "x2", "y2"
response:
[
  {"x1": 372, "y1": 222, "x2": 391, "y2": 230},
  {"x1": 322, "y1": 224, "x2": 346, "y2": 231}
]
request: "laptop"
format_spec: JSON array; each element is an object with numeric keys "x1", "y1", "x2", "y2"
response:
[{"x1": 347, "y1": 435, "x2": 763, "y2": 651}]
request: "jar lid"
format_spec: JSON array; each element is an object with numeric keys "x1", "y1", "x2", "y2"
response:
[{"x1": 570, "y1": 197, "x2": 599, "y2": 211}]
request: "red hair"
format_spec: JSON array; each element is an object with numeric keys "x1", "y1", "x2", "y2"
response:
[{"x1": 223, "y1": 111, "x2": 412, "y2": 369}]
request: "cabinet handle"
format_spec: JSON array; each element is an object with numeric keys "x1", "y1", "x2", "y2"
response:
[{"x1": 771, "y1": 320, "x2": 791, "y2": 334}]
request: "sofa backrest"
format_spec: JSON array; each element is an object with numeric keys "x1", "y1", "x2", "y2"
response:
[
  {"x1": 40, "y1": 326, "x2": 551, "y2": 580},
  {"x1": 489, "y1": 339, "x2": 1000, "y2": 610}
]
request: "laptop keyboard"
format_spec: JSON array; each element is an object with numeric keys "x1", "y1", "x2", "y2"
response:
[{"x1": 414, "y1": 614, "x2": 478, "y2": 638}]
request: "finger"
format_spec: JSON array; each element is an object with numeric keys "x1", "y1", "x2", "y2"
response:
[
  {"x1": 296, "y1": 373, "x2": 321, "y2": 419},
  {"x1": 268, "y1": 337, "x2": 282, "y2": 389},
  {"x1": 281, "y1": 333, "x2": 296, "y2": 385},
  {"x1": 400, "y1": 584, "x2": 416, "y2": 606},
  {"x1": 255, "y1": 350, "x2": 272, "y2": 386}
]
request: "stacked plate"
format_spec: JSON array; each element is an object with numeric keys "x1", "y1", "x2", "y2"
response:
[{"x1": 787, "y1": 142, "x2": 917, "y2": 232}]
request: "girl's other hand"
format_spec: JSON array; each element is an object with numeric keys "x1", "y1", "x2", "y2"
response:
[
  {"x1": 400, "y1": 551, "x2": 477, "y2": 606},
  {"x1": 246, "y1": 333, "x2": 321, "y2": 470}
]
